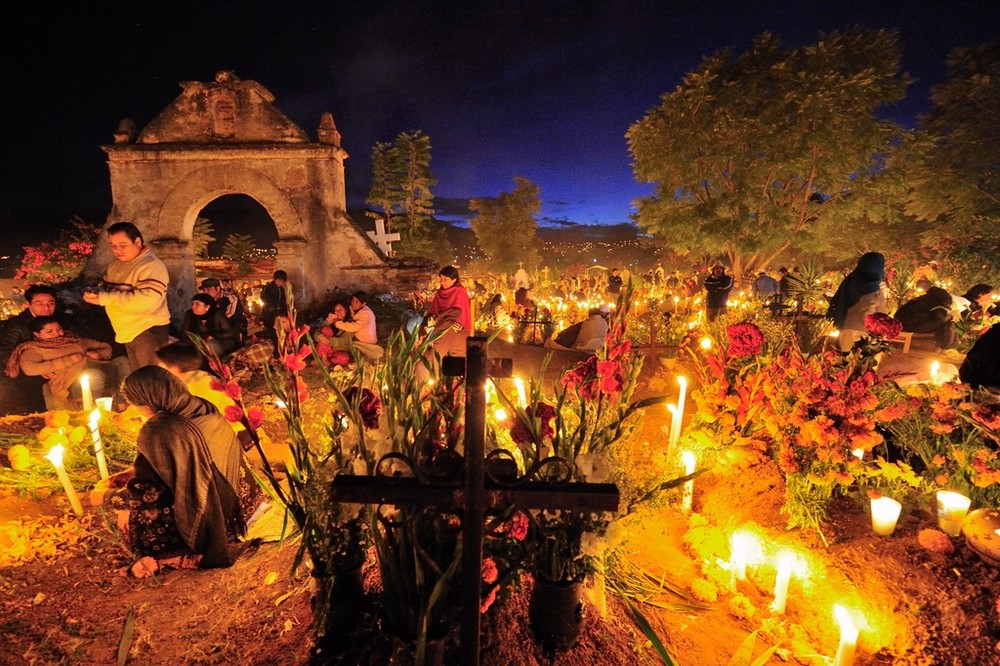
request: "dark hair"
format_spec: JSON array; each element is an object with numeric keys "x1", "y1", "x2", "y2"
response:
[
  {"x1": 192, "y1": 293, "x2": 215, "y2": 307},
  {"x1": 351, "y1": 290, "x2": 368, "y2": 305},
  {"x1": 30, "y1": 315, "x2": 61, "y2": 334},
  {"x1": 439, "y1": 265, "x2": 460, "y2": 281},
  {"x1": 107, "y1": 221, "x2": 143, "y2": 244},
  {"x1": 274, "y1": 270, "x2": 288, "y2": 281},
  {"x1": 963, "y1": 283, "x2": 993, "y2": 303},
  {"x1": 155, "y1": 342, "x2": 203, "y2": 373},
  {"x1": 24, "y1": 284, "x2": 57, "y2": 303}
]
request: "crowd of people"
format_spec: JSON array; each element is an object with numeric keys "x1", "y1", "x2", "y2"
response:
[{"x1": 3, "y1": 221, "x2": 1000, "y2": 572}]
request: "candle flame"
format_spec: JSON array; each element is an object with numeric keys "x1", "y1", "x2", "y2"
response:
[
  {"x1": 834, "y1": 604, "x2": 859, "y2": 640},
  {"x1": 682, "y1": 450, "x2": 696, "y2": 474},
  {"x1": 493, "y1": 407, "x2": 508, "y2": 421},
  {"x1": 45, "y1": 444, "x2": 65, "y2": 466},
  {"x1": 677, "y1": 375, "x2": 687, "y2": 390},
  {"x1": 699, "y1": 336, "x2": 712, "y2": 350},
  {"x1": 89, "y1": 409, "x2": 101, "y2": 428}
]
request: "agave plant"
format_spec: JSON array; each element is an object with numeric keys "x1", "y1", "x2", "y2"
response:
[{"x1": 784, "y1": 259, "x2": 830, "y2": 315}]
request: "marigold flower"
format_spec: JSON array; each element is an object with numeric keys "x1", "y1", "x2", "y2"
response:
[
  {"x1": 917, "y1": 528, "x2": 954, "y2": 554},
  {"x1": 726, "y1": 322, "x2": 764, "y2": 357}
]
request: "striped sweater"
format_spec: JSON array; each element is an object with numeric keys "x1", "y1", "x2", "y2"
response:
[{"x1": 99, "y1": 248, "x2": 171, "y2": 343}]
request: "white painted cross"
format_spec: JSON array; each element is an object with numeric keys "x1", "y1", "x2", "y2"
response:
[{"x1": 367, "y1": 218, "x2": 401, "y2": 256}]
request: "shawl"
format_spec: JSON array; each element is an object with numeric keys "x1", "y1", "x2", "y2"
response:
[
  {"x1": 122, "y1": 366, "x2": 244, "y2": 501},
  {"x1": 5, "y1": 335, "x2": 83, "y2": 378},
  {"x1": 428, "y1": 283, "x2": 472, "y2": 332},
  {"x1": 827, "y1": 252, "x2": 885, "y2": 330}
]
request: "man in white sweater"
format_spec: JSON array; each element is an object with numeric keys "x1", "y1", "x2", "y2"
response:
[{"x1": 83, "y1": 222, "x2": 171, "y2": 371}]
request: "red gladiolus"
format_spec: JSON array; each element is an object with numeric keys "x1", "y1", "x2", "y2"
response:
[
  {"x1": 210, "y1": 378, "x2": 227, "y2": 393},
  {"x1": 345, "y1": 387, "x2": 383, "y2": 430},
  {"x1": 224, "y1": 381, "x2": 242, "y2": 401},
  {"x1": 224, "y1": 405, "x2": 244, "y2": 423},
  {"x1": 246, "y1": 406, "x2": 264, "y2": 430}
]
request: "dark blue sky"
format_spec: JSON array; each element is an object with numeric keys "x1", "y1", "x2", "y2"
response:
[{"x1": 1, "y1": 1, "x2": 997, "y2": 235}]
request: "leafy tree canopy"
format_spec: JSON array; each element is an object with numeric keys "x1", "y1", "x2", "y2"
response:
[
  {"x1": 627, "y1": 28, "x2": 910, "y2": 279},
  {"x1": 470, "y1": 176, "x2": 542, "y2": 273}
]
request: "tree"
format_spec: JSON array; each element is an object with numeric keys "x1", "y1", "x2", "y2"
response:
[
  {"x1": 366, "y1": 130, "x2": 441, "y2": 260},
  {"x1": 626, "y1": 29, "x2": 909, "y2": 280},
  {"x1": 901, "y1": 43, "x2": 1000, "y2": 287},
  {"x1": 191, "y1": 216, "x2": 216, "y2": 259},
  {"x1": 221, "y1": 233, "x2": 257, "y2": 275},
  {"x1": 469, "y1": 176, "x2": 541, "y2": 273}
]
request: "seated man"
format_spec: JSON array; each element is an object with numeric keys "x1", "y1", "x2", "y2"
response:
[
  {"x1": 179, "y1": 294, "x2": 239, "y2": 357},
  {"x1": 894, "y1": 286, "x2": 960, "y2": 352},
  {"x1": 544, "y1": 307, "x2": 609, "y2": 353},
  {"x1": 200, "y1": 278, "x2": 248, "y2": 346}
]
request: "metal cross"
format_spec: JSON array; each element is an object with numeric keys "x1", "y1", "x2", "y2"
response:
[{"x1": 330, "y1": 337, "x2": 620, "y2": 664}]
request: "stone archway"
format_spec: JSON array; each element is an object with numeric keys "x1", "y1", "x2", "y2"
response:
[{"x1": 85, "y1": 71, "x2": 393, "y2": 323}]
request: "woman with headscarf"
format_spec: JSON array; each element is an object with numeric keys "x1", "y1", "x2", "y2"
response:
[
  {"x1": 894, "y1": 286, "x2": 960, "y2": 351},
  {"x1": 108, "y1": 366, "x2": 256, "y2": 568},
  {"x1": 425, "y1": 265, "x2": 472, "y2": 358},
  {"x1": 827, "y1": 252, "x2": 887, "y2": 352},
  {"x1": 180, "y1": 294, "x2": 238, "y2": 357}
]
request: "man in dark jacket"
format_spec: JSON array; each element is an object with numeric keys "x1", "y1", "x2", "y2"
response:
[
  {"x1": 260, "y1": 270, "x2": 289, "y2": 330},
  {"x1": 704, "y1": 263, "x2": 734, "y2": 322}
]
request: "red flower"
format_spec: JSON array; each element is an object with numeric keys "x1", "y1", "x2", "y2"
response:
[
  {"x1": 223, "y1": 405, "x2": 244, "y2": 423},
  {"x1": 864, "y1": 313, "x2": 903, "y2": 339},
  {"x1": 320, "y1": 326, "x2": 334, "y2": 338},
  {"x1": 210, "y1": 378, "x2": 227, "y2": 393},
  {"x1": 726, "y1": 322, "x2": 764, "y2": 357},
  {"x1": 282, "y1": 345, "x2": 312, "y2": 373},
  {"x1": 345, "y1": 387, "x2": 383, "y2": 430},
  {"x1": 223, "y1": 381, "x2": 242, "y2": 401},
  {"x1": 597, "y1": 360, "x2": 625, "y2": 394},
  {"x1": 509, "y1": 401, "x2": 557, "y2": 444},
  {"x1": 246, "y1": 406, "x2": 264, "y2": 430},
  {"x1": 505, "y1": 511, "x2": 529, "y2": 541}
]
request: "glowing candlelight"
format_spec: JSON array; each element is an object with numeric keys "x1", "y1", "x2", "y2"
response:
[
  {"x1": 870, "y1": 496, "x2": 902, "y2": 536},
  {"x1": 681, "y1": 450, "x2": 695, "y2": 513},
  {"x1": 79, "y1": 373, "x2": 94, "y2": 412},
  {"x1": 699, "y1": 336, "x2": 712, "y2": 350},
  {"x1": 852, "y1": 448, "x2": 864, "y2": 461},
  {"x1": 493, "y1": 407, "x2": 508, "y2": 421},
  {"x1": 669, "y1": 376, "x2": 688, "y2": 449},
  {"x1": 95, "y1": 397, "x2": 113, "y2": 412},
  {"x1": 833, "y1": 604, "x2": 858, "y2": 666},
  {"x1": 666, "y1": 404, "x2": 678, "y2": 450},
  {"x1": 936, "y1": 490, "x2": 971, "y2": 537},
  {"x1": 513, "y1": 377, "x2": 528, "y2": 409},
  {"x1": 770, "y1": 551, "x2": 795, "y2": 614},
  {"x1": 45, "y1": 444, "x2": 84, "y2": 517},
  {"x1": 274, "y1": 398, "x2": 287, "y2": 409},
  {"x1": 929, "y1": 360, "x2": 940, "y2": 384},
  {"x1": 729, "y1": 531, "x2": 758, "y2": 582},
  {"x1": 89, "y1": 409, "x2": 109, "y2": 480}
]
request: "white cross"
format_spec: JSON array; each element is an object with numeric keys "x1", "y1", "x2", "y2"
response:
[{"x1": 367, "y1": 218, "x2": 401, "y2": 256}]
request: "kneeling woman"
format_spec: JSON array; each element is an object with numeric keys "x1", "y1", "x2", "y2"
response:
[{"x1": 108, "y1": 366, "x2": 258, "y2": 568}]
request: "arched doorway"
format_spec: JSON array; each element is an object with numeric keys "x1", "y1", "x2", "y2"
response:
[{"x1": 85, "y1": 71, "x2": 393, "y2": 322}]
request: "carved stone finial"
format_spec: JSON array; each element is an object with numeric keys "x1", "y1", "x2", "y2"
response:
[
  {"x1": 317, "y1": 112, "x2": 341, "y2": 146},
  {"x1": 214, "y1": 71, "x2": 239, "y2": 84},
  {"x1": 113, "y1": 118, "x2": 137, "y2": 143}
]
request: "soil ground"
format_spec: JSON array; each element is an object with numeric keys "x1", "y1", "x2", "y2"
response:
[{"x1": 1, "y1": 340, "x2": 999, "y2": 665}]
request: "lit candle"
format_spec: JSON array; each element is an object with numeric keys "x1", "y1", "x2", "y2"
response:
[
  {"x1": 513, "y1": 377, "x2": 528, "y2": 409},
  {"x1": 666, "y1": 404, "x2": 678, "y2": 450},
  {"x1": 493, "y1": 407, "x2": 508, "y2": 422},
  {"x1": 96, "y1": 396, "x2": 113, "y2": 412},
  {"x1": 681, "y1": 450, "x2": 695, "y2": 513},
  {"x1": 699, "y1": 336, "x2": 712, "y2": 350},
  {"x1": 833, "y1": 605, "x2": 858, "y2": 666},
  {"x1": 770, "y1": 552, "x2": 795, "y2": 614},
  {"x1": 936, "y1": 490, "x2": 971, "y2": 537},
  {"x1": 870, "y1": 496, "x2": 902, "y2": 536},
  {"x1": 79, "y1": 373, "x2": 94, "y2": 412},
  {"x1": 89, "y1": 409, "x2": 109, "y2": 480},
  {"x1": 929, "y1": 360, "x2": 940, "y2": 384},
  {"x1": 669, "y1": 376, "x2": 688, "y2": 448},
  {"x1": 729, "y1": 531, "x2": 757, "y2": 582},
  {"x1": 45, "y1": 444, "x2": 84, "y2": 517}
]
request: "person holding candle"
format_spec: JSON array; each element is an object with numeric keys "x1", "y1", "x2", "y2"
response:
[
  {"x1": 107, "y1": 366, "x2": 259, "y2": 568},
  {"x1": 5, "y1": 317, "x2": 113, "y2": 410}
]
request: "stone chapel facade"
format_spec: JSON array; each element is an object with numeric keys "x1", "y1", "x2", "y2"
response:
[{"x1": 86, "y1": 71, "x2": 397, "y2": 321}]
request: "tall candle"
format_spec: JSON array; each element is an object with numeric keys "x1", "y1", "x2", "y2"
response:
[
  {"x1": 770, "y1": 552, "x2": 794, "y2": 614},
  {"x1": 79, "y1": 373, "x2": 94, "y2": 412},
  {"x1": 833, "y1": 604, "x2": 858, "y2": 666},
  {"x1": 929, "y1": 360, "x2": 940, "y2": 384},
  {"x1": 673, "y1": 376, "x2": 687, "y2": 446},
  {"x1": 666, "y1": 404, "x2": 678, "y2": 450},
  {"x1": 513, "y1": 377, "x2": 528, "y2": 409},
  {"x1": 681, "y1": 450, "x2": 696, "y2": 513},
  {"x1": 730, "y1": 532, "x2": 753, "y2": 582},
  {"x1": 936, "y1": 490, "x2": 971, "y2": 536},
  {"x1": 89, "y1": 409, "x2": 109, "y2": 480},
  {"x1": 870, "y1": 496, "x2": 902, "y2": 536},
  {"x1": 45, "y1": 444, "x2": 84, "y2": 517}
]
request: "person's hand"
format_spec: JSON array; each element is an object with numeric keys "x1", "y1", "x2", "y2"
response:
[
  {"x1": 70, "y1": 352, "x2": 85, "y2": 364},
  {"x1": 82, "y1": 291, "x2": 100, "y2": 305},
  {"x1": 85, "y1": 351, "x2": 102, "y2": 360},
  {"x1": 42, "y1": 372, "x2": 58, "y2": 380}
]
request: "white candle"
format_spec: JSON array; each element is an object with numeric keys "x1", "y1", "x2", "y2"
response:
[
  {"x1": 929, "y1": 360, "x2": 940, "y2": 384},
  {"x1": 936, "y1": 490, "x2": 971, "y2": 537},
  {"x1": 770, "y1": 552, "x2": 794, "y2": 614},
  {"x1": 96, "y1": 397, "x2": 113, "y2": 412},
  {"x1": 729, "y1": 532, "x2": 754, "y2": 582},
  {"x1": 45, "y1": 444, "x2": 84, "y2": 516},
  {"x1": 670, "y1": 376, "x2": 688, "y2": 448},
  {"x1": 666, "y1": 404, "x2": 679, "y2": 450},
  {"x1": 681, "y1": 450, "x2": 695, "y2": 513},
  {"x1": 89, "y1": 409, "x2": 109, "y2": 480},
  {"x1": 79, "y1": 373, "x2": 94, "y2": 412},
  {"x1": 870, "y1": 497, "x2": 902, "y2": 536},
  {"x1": 833, "y1": 604, "x2": 858, "y2": 666}
]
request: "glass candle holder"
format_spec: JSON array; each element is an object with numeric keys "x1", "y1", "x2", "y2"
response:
[
  {"x1": 870, "y1": 497, "x2": 902, "y2": 536},
  {"x1": 936, "y1": 490, "x2": 971, "y2": 537}
]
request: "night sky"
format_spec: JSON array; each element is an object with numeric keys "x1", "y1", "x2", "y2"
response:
[{"x1": 1, "y1": 1, "x2": 997, "y2": 244}]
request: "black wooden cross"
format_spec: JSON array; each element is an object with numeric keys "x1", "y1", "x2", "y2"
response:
[{"x1": 330, "y1": 336, "x2": 620, "y2": 665}]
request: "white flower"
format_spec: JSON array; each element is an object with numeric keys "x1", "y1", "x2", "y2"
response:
[{"x1": 575, "y1": 453, "x2": 613, "y2": 483}]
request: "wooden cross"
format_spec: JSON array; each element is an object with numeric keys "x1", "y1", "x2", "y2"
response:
[
  {"x1": 330, "y1": 337, "x2": 620, "y2": 664},
  {"x1": 366, "y1": 217, "x2": 401, "y2": 256}
]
